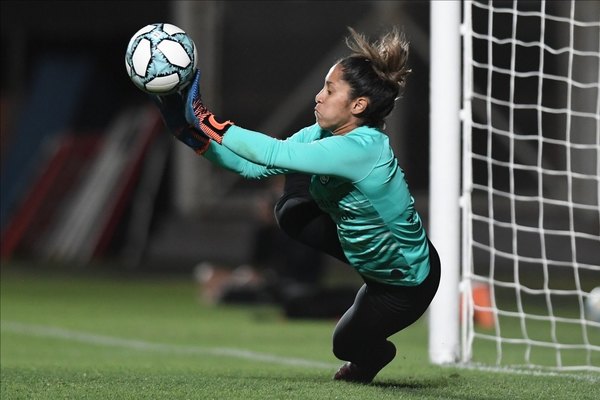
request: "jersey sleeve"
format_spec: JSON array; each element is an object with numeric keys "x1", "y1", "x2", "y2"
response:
[
  {"x1": 200, "y1": 125, "x2": 324, "y2": 179},
  {"x1": 202, "y1": 141, "x2": 282, "y2": 179},
  {"x1": 221, "y1": 125, "x2": 381, "y2": 182}
]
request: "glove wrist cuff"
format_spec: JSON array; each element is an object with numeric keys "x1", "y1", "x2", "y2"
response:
[
  {"x1": 200, "y1": 116, "x2": 233, "y2": 144},
  {"x1": 175, "y1": 126, "x2": 211, "y2": 153}
]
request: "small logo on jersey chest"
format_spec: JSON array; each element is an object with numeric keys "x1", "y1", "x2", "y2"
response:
[{"x1": 319, "y1": 175, "x2": 330, "y2": 185}]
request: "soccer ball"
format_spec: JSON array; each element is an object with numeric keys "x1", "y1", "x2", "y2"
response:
[
  {"x1": 125, "y1": 23, "x2": 197, "y2": 94},
  {"x1": 586, "y1": 287, "x2": 600, "y2": 323}
]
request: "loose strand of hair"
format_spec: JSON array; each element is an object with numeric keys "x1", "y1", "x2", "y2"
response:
[{"x1": 345, "y1": 26, "x2": 411, "y2": 87}]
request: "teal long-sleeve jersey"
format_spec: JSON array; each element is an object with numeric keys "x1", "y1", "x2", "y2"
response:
[{"x1": 203, "y1": 123, "x2": 431, "y2": 286}]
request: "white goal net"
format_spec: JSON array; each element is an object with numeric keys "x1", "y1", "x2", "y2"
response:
[{"x1": 460, "y1": 0, "x2": 600, "y2": 372}]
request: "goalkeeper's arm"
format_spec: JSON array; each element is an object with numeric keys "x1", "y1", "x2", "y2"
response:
[{"x1": 152, "y1": 91, "x2": 284, "y2": 179}]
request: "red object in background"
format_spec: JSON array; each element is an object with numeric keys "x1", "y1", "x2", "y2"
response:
[{"x1": 0, "y1": 134, "x2": 102, "y2": 259}]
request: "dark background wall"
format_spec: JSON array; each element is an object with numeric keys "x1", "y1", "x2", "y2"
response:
[
  {"x1": 0, "y1": 1, "x2": 431, "y2": 268},
  {"x1": 1, "y1": 0, "x2": 431, "y2": 187}
]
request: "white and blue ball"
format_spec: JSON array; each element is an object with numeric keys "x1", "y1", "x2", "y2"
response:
[
  {"x1": 125, "y1": 23, "x2": 197, "y2": 94},
  {"x1": 586, "y1": 286, "x2": 600, "y2": 324}
]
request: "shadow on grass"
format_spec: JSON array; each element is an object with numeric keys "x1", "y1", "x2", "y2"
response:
[
  {"x1": 368, "y1": 374, "x2": 455, "y2": 390},
  {"x1": 369, "y1": 375, "x2": 509, "y2": 400},
  {"x1": 370, "y1": 380, "x2": 438, "y2": 390}
]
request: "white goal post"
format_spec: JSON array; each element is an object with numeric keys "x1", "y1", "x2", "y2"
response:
[
  {"x1": 429, "y1": 0, "x2": 600, "y2": 373},
  {"x1": 428, "y1": 0, "x2": 462, "y2": 365}
]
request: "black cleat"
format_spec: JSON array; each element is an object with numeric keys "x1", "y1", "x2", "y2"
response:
[
  {"x1": 333, "y1": 362, "x2": 376, "y2": 383},
  {"x1": 333, "y1": 341, "x2": 396, "y2": 383}
]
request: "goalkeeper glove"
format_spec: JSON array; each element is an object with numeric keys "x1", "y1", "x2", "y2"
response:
[
  {"x1": 152, "y1": 92, "x2": 211, "y2": 155},
  {"x1": 185, "y1": 70, "x2": 233, "y2": 144}
]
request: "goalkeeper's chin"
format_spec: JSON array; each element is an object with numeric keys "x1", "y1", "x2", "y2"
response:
[{"x1": 314, "y1": 110, "x2": 326, "y2": 129}]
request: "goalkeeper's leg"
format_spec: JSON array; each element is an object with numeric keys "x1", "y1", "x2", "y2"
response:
[
  {"x1": 274, "y1": 173, "x2": 348, "y2": 264},
  {"x1": 332, "y1": 283, "x2": 398, "y2": 383},
  {"x1": 332, "y1": 240, "x2": 441, "y2": 382}
]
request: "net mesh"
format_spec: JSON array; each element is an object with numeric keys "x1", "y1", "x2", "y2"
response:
[{"x1": 461, "y1": 0, "x2": 600, "y2": 372}]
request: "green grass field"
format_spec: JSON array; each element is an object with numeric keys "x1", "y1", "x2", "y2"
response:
[{"x1": 1, "y1": 264, "x2": 598, "y2": 400}]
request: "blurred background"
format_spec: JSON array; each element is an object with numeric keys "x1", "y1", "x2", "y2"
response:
[{"x1": 0, "y1": 1, "x2": 431, "y2": 278}]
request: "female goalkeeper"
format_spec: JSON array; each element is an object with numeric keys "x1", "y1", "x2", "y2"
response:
[{"x1": 155, "y1": 27, "x2": 441, "y2": 383}]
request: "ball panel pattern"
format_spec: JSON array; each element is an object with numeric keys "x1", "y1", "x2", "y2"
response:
[{"x1": 125, "y1": 23, "x2": 197, "y2": 95}]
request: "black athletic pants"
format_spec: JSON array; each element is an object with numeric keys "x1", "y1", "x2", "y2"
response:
[{"x1": 274, "y1": 173, "x2": 441, "y2": 376}]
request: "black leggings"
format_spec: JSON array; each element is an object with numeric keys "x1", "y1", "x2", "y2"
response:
[{"x1": 274, "y1": 173, "x2": 441, "y2": 374}]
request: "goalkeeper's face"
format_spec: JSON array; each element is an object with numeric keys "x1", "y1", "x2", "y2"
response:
[{"x1": 314, "y1": 64, "x2": 366, "y2": 135}]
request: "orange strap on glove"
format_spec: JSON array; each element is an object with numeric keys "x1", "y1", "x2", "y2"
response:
[{"x1": 184, "y1": 70, "x2": 233, "y2": 144}]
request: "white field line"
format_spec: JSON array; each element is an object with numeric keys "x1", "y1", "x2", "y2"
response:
[
  {"x1": 0, "y1": 320, "x2": 338, "y2": 370},
  {"x1": 451, "y1": 362, "x2": 600, "y2": 383},
  {"x1": 3, "y1": 320, "x2": 598, "y2": 383}
]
